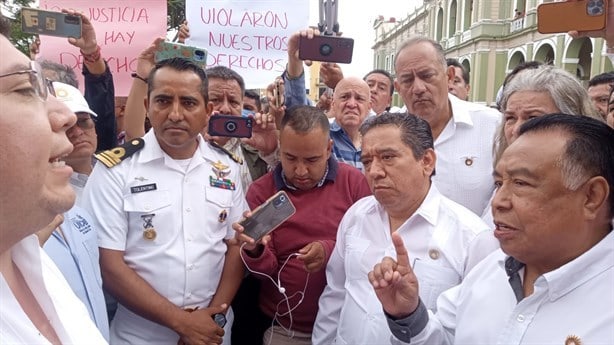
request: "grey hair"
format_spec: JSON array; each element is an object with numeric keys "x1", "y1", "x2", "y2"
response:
[
  {"x1": 519, "y1": 114, "x2": 614, "y2": 218},
  {"x1": 395, "y1": 36, "x2": 447, "y2": 70},
  {"x1": 39, "y1": 60, "x2": 79, "y2": 88},
  {"x1": 494, "y1": 65, "x2": 601, "y2": 165}
]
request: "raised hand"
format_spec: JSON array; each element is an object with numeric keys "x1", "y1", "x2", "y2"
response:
[
  {"x1": 136, "y1": 37, "x2": 166, "y2": 79},
  {"x1": 177, "y1": 21, "x2": 190, "y2": 43},
  {"x1": 368, "y1": 232, "x2": 420, "y2": 319},
  {"x1": 62, "y1": 9, "x2": 97, "y2": 53},
  {"x1": 319, "y1": 62, "x2": 344, "y2": 90},
  {"x1": 241, "y1": 112, "x2": 278, "y2": 156}
]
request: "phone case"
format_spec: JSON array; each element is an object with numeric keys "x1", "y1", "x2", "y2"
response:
[
  {"x1": 154, "y1": 42, "x2": 208, "y2": 69},
  {"x1": 240, "y1": 191, "x2": 296, "y2": 241},
  {"x1": 208, "y1": 114, "x2": 253, "y2": 138},
  {"x1": 537, "y1": 0, "x2": 607, "y2": 34},
  {"x1": 298, "y1": 35, "x2": 354, "y2": 64},
  {"x1": 21, "y1": 8, "x2": 82, "y2": 38}
]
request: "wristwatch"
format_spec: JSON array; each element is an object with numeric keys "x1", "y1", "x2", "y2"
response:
[{"x1": 212, "y1": 313, "x2": 227, "y2": 328}]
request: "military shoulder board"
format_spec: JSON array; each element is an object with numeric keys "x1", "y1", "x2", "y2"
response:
[
  {"x1": 209, "y1": 140, "x2": 243, "y2": 165},
  {"x1": 95, "y1": 138, "x2": 145, "y2": 168}
]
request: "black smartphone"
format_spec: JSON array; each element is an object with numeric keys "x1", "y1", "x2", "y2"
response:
[
  {"x1": 298, "y1": 35, "x2": 354, "y2": 64},
  {"x1": 155, "y1": 41, "x2": 208, "y2": 69},
  {"x1": 21, "y1": 8, "x2": 82, "y2": 38},
  {"x1": 239, "y1": 191, "x2": 296, "y2": 242},
  {"x1": 208, "y1": 114, "x2": 253, "y2": 138}
]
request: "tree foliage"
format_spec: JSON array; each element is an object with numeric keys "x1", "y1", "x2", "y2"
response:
[
  {"x1": 167, "y1": 0, "x2": 186, "y2": 31},
  {"x1": 5, "y1": 0, "x2": 36, "y2": 56}
]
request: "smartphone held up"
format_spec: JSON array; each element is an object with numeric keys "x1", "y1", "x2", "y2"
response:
[
  {"x1": 537, "y1": 0, "x2": 607, "y2": 34},
  {"x1": 21, "y1": 8, "x2": 82, "y2": 38},
  {"x1": 208, "y1": 114, "x2": 253, "y2": 138},
  {"x1": 298, "y1": 35, "x2": 354, "y2": 64},
  {"x1": 154, "y1": 41, "x2": 208, "y2": 69}
]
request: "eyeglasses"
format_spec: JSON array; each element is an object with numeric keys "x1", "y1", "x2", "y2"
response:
[{"x1": 0, "y1": 60, "x2": 55, "y2": 101}]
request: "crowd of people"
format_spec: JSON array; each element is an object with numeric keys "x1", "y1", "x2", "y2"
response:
[{"x1": 1, "y1": 3, "x2": 613, "y2": 345}]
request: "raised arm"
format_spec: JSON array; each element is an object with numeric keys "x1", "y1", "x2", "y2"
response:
[
  {"x1": 64, "y1": 9, "x2": 116, "y2": 150},
  {"x1": 124, "y1": 37, "x2": 165, "y2": 140}
]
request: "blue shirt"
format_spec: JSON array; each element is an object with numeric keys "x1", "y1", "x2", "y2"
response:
[
  {"x1": 282, "y1": 70, "x2": 312, "y2": 108},
  {"x1": 43, "y1": 206, "x2": 110, "y2": 341},
  {"x1": 282, "y1": 70, "x2": 361, "y2": 170},
  {"x1": 330, "y1": 121, "x2": 363, "y2": 171}
]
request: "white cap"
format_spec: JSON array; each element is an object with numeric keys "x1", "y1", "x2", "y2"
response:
[{"x1": 52, "y1": 81, "x2": 98, "y2": 117}]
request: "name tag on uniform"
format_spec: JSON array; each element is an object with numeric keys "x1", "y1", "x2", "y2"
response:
[{"x1": 131, "y1": 183, "x2": 157, "y2": 193}]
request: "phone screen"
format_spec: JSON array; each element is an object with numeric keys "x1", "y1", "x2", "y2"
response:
[{"x1": 240, "y1": 191, "x2": 296, "y2": 241}]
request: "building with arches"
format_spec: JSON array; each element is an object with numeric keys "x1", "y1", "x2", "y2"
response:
[{"x1": 372, "y1": 0, "x2": 613, "y2": 106}]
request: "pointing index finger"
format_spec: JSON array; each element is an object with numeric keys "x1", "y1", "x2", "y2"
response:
[{"x1": 391, "y1": 232, "x2": 410, "y2": 269}]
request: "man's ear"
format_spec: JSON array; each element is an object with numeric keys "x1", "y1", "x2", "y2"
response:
[
  {"x1": 582, "y1": 176, "x2": 609, "y2": 221},
  {"x1": 421, "y1": 148, "x2": 437, "y2": 177},
  {"x1": 446, "y1": 66, "x2": 455, "y2": 83}
]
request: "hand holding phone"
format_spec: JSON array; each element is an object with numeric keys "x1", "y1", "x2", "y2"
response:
[{"x1": 238, "y1": 191, "x2": 296, "y2": 242}]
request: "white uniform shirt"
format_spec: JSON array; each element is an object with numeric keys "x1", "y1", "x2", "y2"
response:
[
  {"x1": 392, "y1": 231, "x2": 614, "y2": 345},
  {"x1": 431, "y1": 95, "x2": 500, "y2": 215},
  {"x1": 0, "y1": 235, "x2": 107, "y2": 344},
  {"x1": 312, "y1": 185, "x2": 494, "y2": 345},
  {"x1": 83, "y1": 131, "x2": 248, "y2": 344}
]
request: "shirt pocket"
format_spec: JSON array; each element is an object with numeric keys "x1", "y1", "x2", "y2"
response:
[
  {"x1": 451, "y1": 153, "x2": 486, "y2": 188},
  {"x1": 413, "y1": 259, "x2": 461, "y2": 311},
  {"x1": 204, "y1": 185, "x2": 234, "y2": 240},
  {"x1": 123, "y1": 190, "x2": 173, "y2": 246},
  {"x1": 345, "y1": 235, "x2": 370, "y2": 281}
]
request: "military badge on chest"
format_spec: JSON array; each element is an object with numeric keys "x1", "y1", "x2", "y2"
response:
[
  {"x1": 210, "y1": 160, "x2": 236, "y2": 190},
  {"x1": 141, "y1": 213, "x2": 157, "y2": 240}
]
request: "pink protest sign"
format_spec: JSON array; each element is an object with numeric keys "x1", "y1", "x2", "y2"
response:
[{"x1": 38, "y1": 1, "x2": 167, "y2": 96}]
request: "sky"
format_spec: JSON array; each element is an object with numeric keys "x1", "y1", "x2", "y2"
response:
[{"x1": 308, "y1": 0, "x2": 424, "y2": 77}]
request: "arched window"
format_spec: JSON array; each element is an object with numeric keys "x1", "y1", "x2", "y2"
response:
[
  {"x1": 449, "y1": 0, "x2": 458, "y2": 38},
  {"x1": 463, "y1": 0, "x2": 473, "y2": 30}
]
